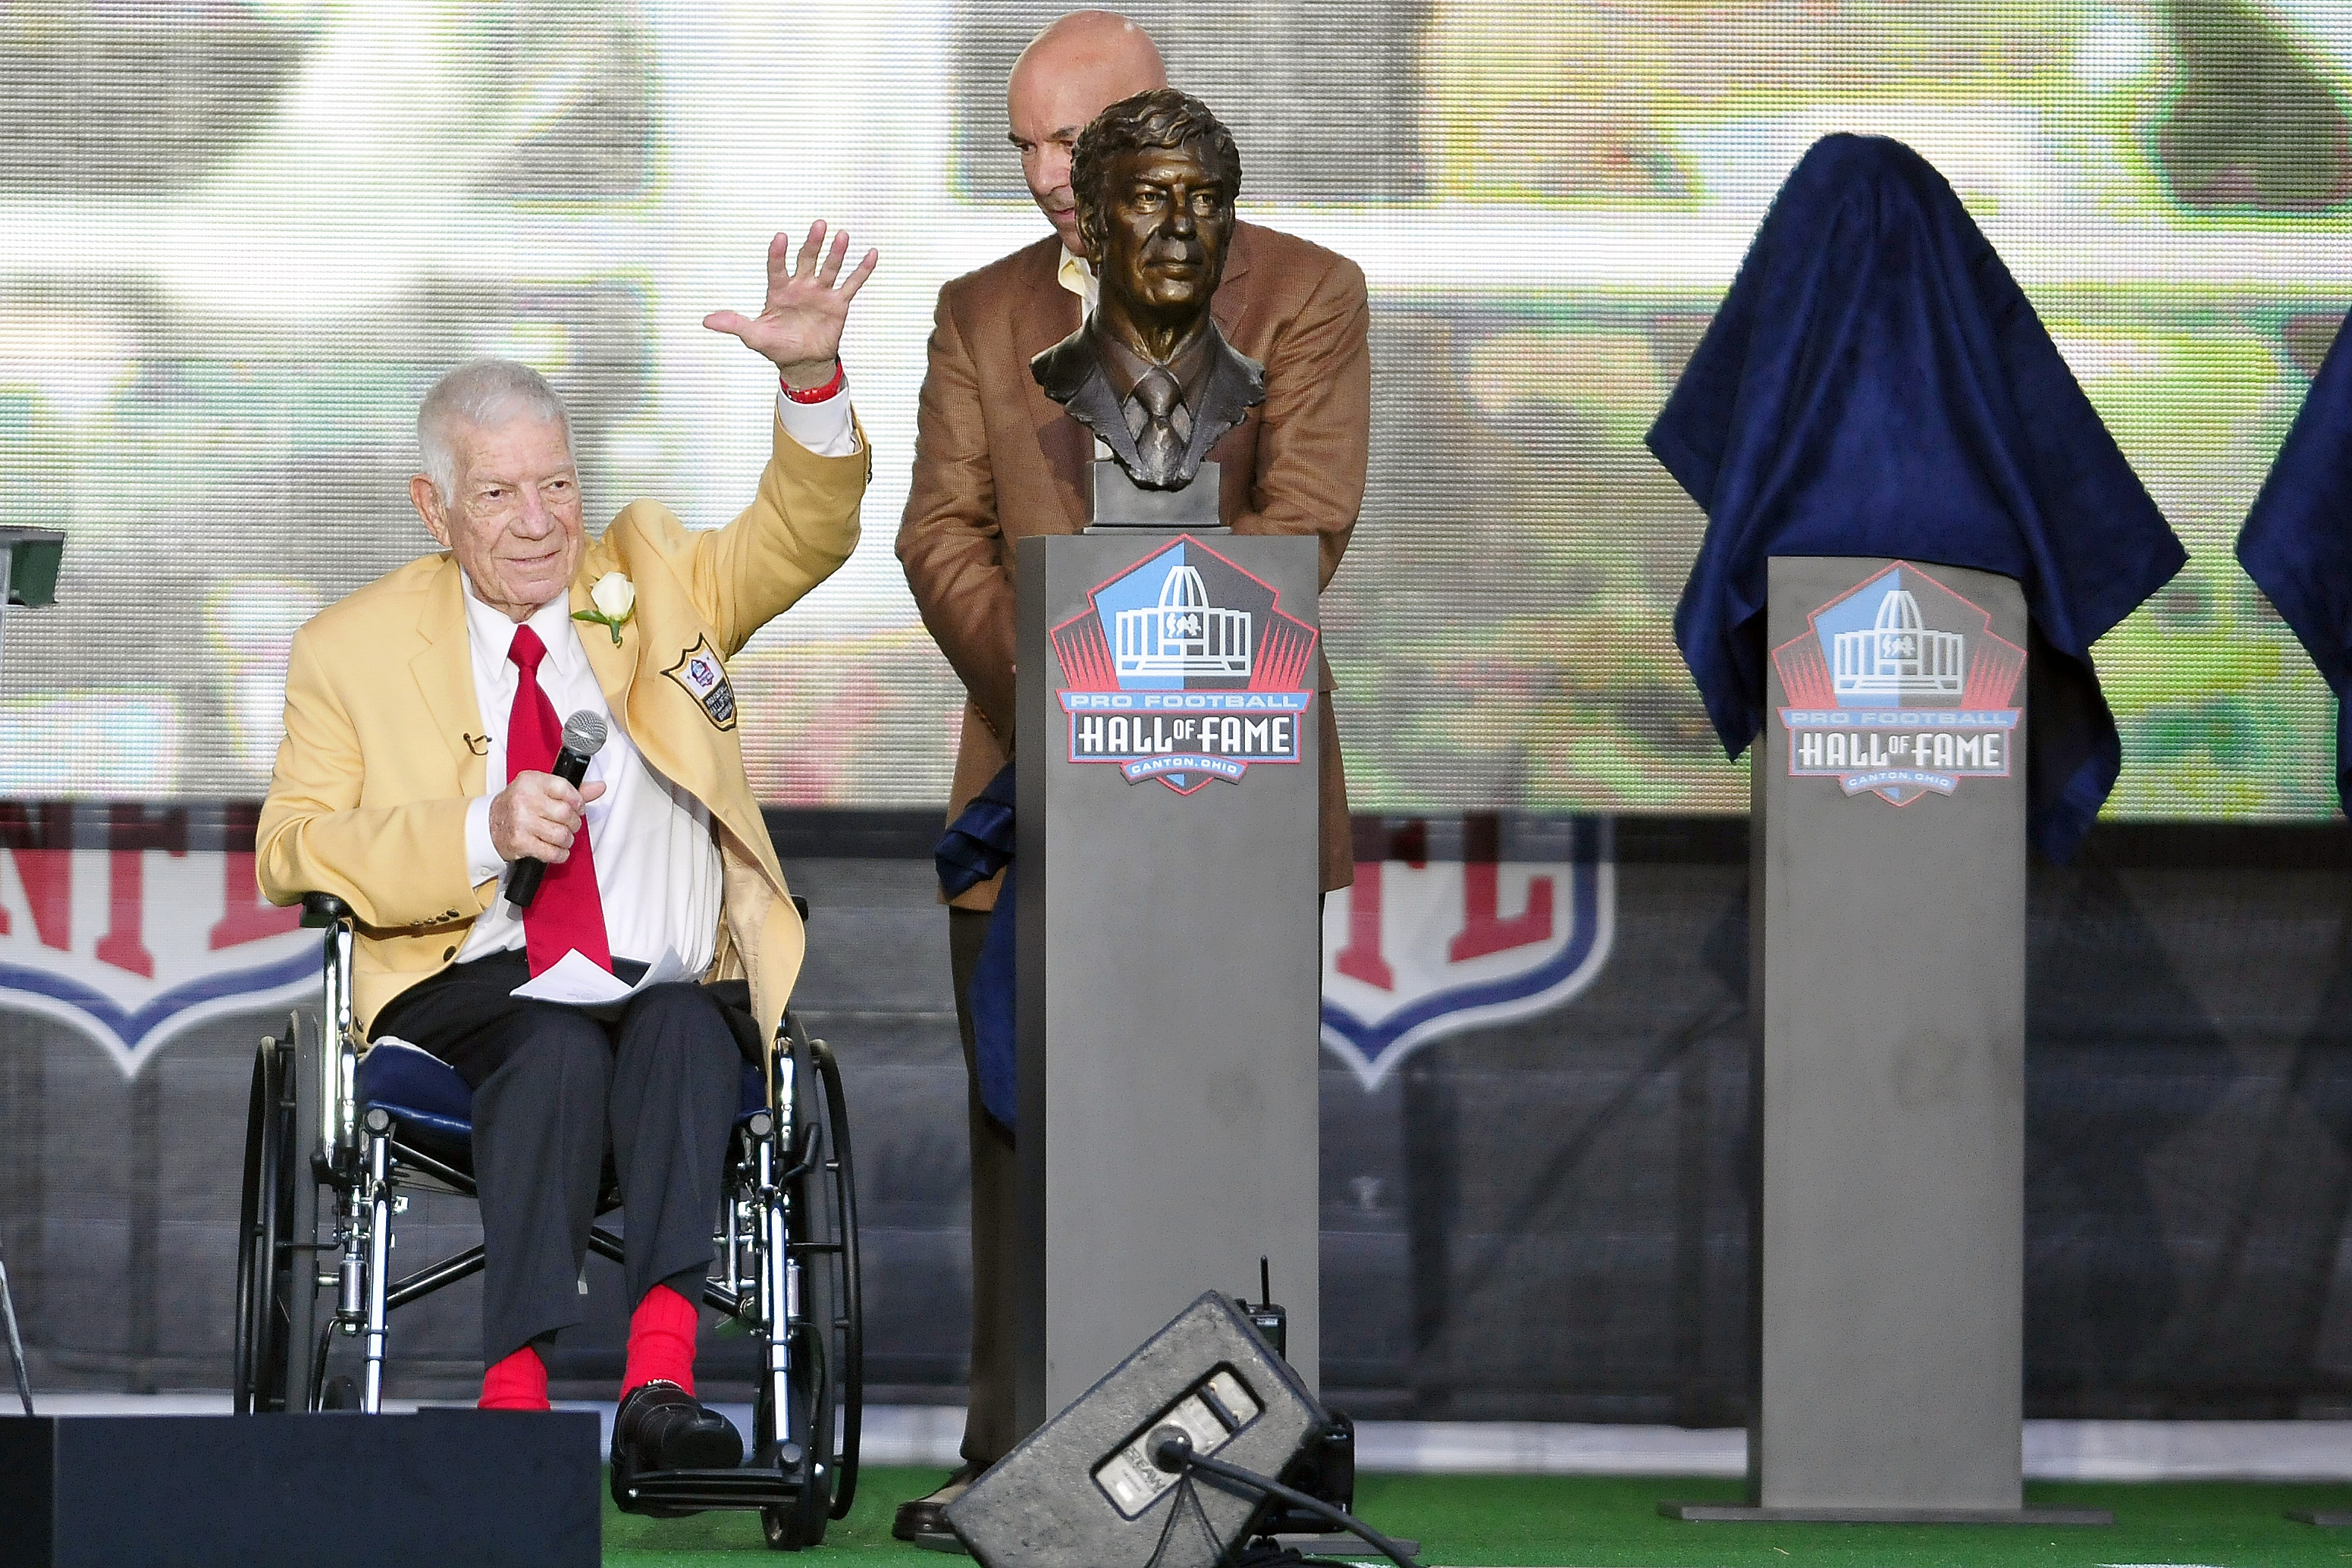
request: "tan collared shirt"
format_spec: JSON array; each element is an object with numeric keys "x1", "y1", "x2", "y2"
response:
[{"x1": 1056, "y1": 249, "x2": 1099, "y2": 316}]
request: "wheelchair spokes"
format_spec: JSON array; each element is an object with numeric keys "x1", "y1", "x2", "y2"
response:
[
  {"x1": 739, "y1": 1034, "x2": 865, "y2": 1535},
  {"x1": 354, "y1": 1106, "x2": 397, "y2": 1411},
  {"x1": 809, "y1": 1036, "x2": 863, "y2": 1521},
  {"x1": 234, "y1": 1016, "x2": 327, "y2": 1416},
  {"x1": 231, "y1": 1032, "x2": 286, "y2": 1415}
]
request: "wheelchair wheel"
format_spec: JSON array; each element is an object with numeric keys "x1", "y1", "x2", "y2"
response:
[
  {"x1": 233, "y1": 1016, "x2": 324, "y2": 1414},
  {"x1": 233, "y1": 1033, "x2": 294, "y2": 1413},
  {"x1": 757, "y1": 1027, "x2": 863, "y2": 1551},
  {"x1": 811, "y1": 1036, "x2": 864, "y2": 1519}
]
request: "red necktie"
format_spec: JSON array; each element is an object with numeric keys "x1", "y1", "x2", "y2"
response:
[{"x1": 506, "y1": 625, "x2": 613, "y2": 976}]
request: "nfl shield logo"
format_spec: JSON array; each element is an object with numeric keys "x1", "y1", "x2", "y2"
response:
[
  {"x1": 0, "y1": 804, "x2": 315, "y2": 1077},
  {"x1": 1321, "y1": 815, "x2": 1614, "y2": 1088}
]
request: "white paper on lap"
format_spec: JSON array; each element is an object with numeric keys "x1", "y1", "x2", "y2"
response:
[{"x1": 509, "y1": 946, "x2": 695, "y2": 1017}]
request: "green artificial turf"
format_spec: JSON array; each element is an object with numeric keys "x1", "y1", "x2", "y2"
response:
[{"x1": 604, "y1": 1464, "x2": 2352, "y2": 1566}]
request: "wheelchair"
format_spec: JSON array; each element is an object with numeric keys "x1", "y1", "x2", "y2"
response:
[{"x1": 232, "y1": 892, "x2": 863, "y2": 1550}]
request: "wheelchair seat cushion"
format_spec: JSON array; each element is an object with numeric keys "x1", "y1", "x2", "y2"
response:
[
  {"x1": 356, "y1": 1038, "x2": 475, "y2": 1140},
  {"x1": 358, "y1": 1039, "x2": 770, "y2": 1146}
]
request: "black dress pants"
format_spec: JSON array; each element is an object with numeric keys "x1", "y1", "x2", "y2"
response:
[{"x1": 372, "y1": 949, "x2": 745, "y2": 1366}]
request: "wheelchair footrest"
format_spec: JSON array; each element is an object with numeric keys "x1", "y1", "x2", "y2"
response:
[{"x1": 613, "y1": 1463, "x2": 805, "y2": 1514}]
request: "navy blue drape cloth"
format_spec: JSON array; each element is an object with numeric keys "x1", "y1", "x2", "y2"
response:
[
  {"x1": 2238, "y1": 312, "x2": 2352, "y2": 813},
  {"x1": 1649, "y1": 133, "x2": 2184, "y2": 862},
  {"x1": 936, "y1": 763, "x2": 1017, "y2": 1129}
]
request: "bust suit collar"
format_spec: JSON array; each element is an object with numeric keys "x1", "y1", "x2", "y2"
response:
[{"x1": 1028, "y1": 318, "x2": 1266, "y2": 491}]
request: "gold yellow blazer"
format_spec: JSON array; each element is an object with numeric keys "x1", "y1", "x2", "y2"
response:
[{"x1": 258, "y1": 413, "x2": 870, "y2": 1043}]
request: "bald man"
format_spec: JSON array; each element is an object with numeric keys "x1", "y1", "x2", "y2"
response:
[
  {"x1": 1006, "y1": 10, "x2": 1162, "y2": 256},
  {"x1": 893, "y1": 10, "x2": 1369, "y2": 1546}
]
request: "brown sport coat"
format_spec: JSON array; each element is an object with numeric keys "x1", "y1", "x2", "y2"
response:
[{"x1": 897, "y1": 221, "x2": 1369, "y2": 907}]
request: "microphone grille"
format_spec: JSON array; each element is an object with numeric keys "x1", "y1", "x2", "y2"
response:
[{"x1": 560, "y1": 710, "x2": 609, "y2": 757}]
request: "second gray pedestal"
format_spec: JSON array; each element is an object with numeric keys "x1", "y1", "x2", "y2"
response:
[{"x1": 1666, "y1": 555, "x2": 2103, "y2": 1527}]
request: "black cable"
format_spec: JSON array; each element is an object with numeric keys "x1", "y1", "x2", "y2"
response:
[{"x1": 1150, "y1": 1434, "x2": 1420, "y2": 1568}]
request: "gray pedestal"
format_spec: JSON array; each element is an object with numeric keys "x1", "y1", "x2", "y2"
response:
[
  {"x1": 1013, "y1": 531, "x2": 1323, "y2": 1435},
  {"x1": 1665, "y1": 557, "x2": 2104, "y2": 1528}
]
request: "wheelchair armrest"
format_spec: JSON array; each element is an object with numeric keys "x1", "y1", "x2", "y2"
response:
[{"x1": 299, "y1": 892, "x2": 353, "y2": 929}]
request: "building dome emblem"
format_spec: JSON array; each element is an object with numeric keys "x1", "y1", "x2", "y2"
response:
[
  {"x1": 1115, "y1": 563, "x2": 1253, "y2": 678},
  {"x1": 1833, "y1": 588, "x2": 1964, "y2": 698}
]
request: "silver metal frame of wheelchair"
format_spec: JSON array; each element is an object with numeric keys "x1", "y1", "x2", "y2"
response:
[{"x1": 232, "y1": 892, "x2": 864, "y2": 1549}]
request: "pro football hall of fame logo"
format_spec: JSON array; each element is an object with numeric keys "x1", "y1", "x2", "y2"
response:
[
  {"x1": 1052, "y1": 535, "x2": 1319, "y2": 794},
  {"x1": 1772, "y1": 561, "x2": 2024, "y2": 807}
]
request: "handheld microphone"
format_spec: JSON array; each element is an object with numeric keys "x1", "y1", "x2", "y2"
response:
[{"x1": 505, "y1": 710, "x2": 609, "y2": 911}]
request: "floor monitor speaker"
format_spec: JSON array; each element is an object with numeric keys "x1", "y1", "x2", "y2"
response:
[{"x1": 946, "y1": 1290, "x2": 1323, "y2": 1568}]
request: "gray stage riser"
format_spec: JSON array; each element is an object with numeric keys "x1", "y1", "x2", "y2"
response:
[{"x1": 0, "y1": 1411, "x2": 598, "y2": 1567}]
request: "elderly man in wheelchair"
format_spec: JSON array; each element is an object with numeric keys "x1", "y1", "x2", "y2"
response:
[{"x1": 234, "y1": 222, "x2": 873, "y2": 1547}]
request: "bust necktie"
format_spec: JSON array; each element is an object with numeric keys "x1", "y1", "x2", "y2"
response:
[
  {"x1": 1130, "y1": 365, "x2": 1186, "y2": 487},
  {"x1": 506, "y1": 624, "x2": 613, "y2": 976}
]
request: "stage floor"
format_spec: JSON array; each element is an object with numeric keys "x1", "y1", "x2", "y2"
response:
[
  {"x1": 34, "y1": 1398, "x2": 2352, "y2": 1482},
  {"x1": 602, "y1": 1466, "x2": 2352, "y2": 1566},
  {"x1": 25, "y1": 1403, "x2": 2352, "y2": 1562}
]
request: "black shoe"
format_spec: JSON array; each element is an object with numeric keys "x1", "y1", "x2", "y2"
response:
[
  {"x1": 893, "y1": 1462, "x2": 986, "y2": 1551},
  {"x1": 613, "y1": 1380, "x2": 745, "y2": 1474}
]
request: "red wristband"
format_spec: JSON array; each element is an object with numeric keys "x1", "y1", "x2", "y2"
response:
[{"x1": 781, "y1": 358, "x2": 845, "y2": 404}]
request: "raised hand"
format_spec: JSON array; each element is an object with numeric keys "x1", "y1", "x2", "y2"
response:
[{"x1": 703, "y1": 221, "x2": 880, "y2": 389}]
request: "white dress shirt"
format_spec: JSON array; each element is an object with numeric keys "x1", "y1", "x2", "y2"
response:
[{"x1": 453, "y1": 384, "x2": 855, "y2": 970}]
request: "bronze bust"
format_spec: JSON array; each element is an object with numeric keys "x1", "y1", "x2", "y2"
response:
[{"x1": 1031, "y1": 88, "x2": 1266, "y2": 493}]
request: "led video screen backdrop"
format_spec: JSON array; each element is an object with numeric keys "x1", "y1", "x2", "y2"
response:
[{"x1": 0, "y1": 1, "x2": 2344, "y2": 817}]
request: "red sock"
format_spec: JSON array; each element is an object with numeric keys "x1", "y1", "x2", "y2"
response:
[
  {"x1": 621, "y1": 1282, "x2": 699, "y2": 1398},
  {"x1": 478, "y1": 1343, "x2": 549, "y2": 1410}
]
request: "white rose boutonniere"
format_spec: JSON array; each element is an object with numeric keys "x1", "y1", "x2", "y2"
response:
[{"x1": 575, "y1": 572, "x2": 636, "y2": 646}]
